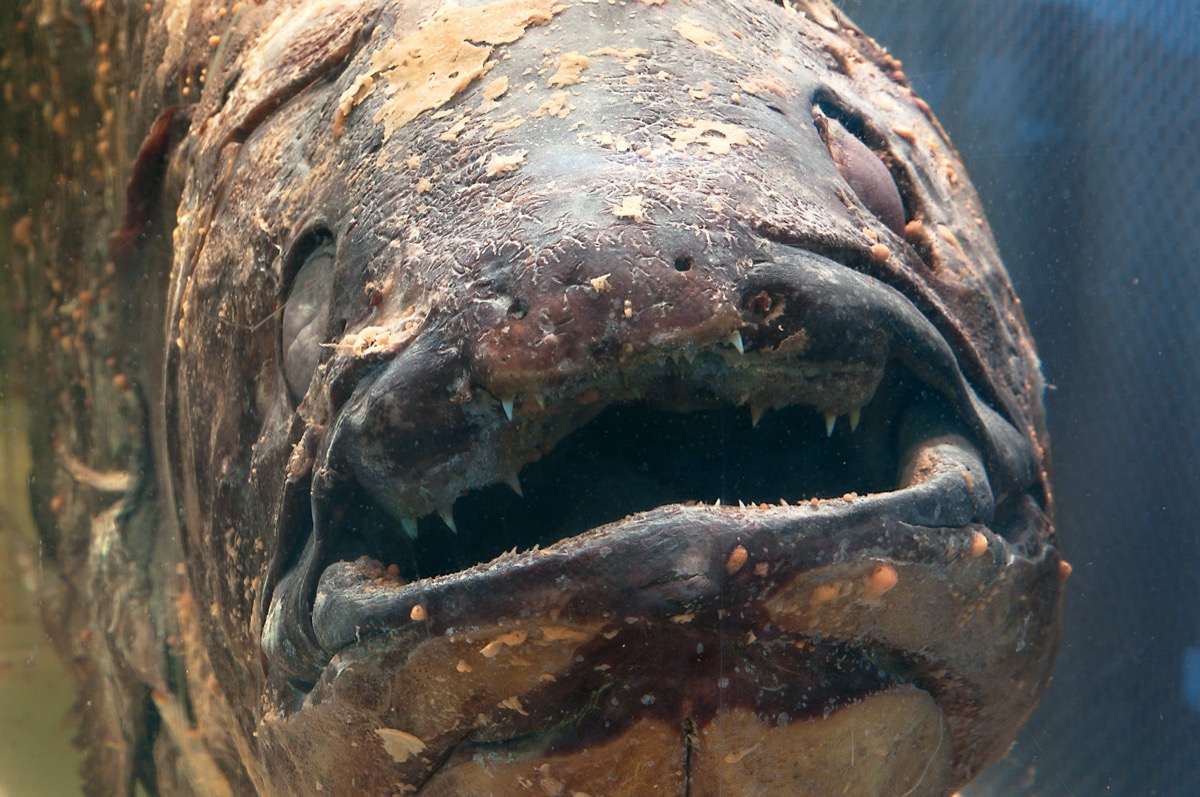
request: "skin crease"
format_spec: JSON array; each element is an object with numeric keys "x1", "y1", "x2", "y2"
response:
[{"x1": 6, "y1": 0, "x2": 1061, "y2": 795}]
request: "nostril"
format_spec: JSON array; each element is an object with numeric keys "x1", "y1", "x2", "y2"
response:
[
  {"x1": 507, "y1": 298, "x2": 528, "y2": 319},
  {"x1": 673, "y1": 256, "x2": 693, "y2": 272}
]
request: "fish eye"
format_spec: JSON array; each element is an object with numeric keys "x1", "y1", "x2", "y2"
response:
[
  {"x1": 281, "y1": 234, "x2": 336, "y2": 402},
  {"x1": 814, "y1": 106, "x2": 907, "y2": 236}
]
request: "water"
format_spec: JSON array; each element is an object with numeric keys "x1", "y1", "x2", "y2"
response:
[{"x1": 0, "y1": 402, "x2": 84, "y2": 796}]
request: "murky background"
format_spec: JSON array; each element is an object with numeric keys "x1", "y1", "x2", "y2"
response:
[{"x1": 0, "y1": 401, "x2": 84, "y2": 796}]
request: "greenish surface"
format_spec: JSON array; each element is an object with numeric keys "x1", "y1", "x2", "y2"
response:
[{"x1": 0, "y1": 401, "x2": 84, "y2": 797}]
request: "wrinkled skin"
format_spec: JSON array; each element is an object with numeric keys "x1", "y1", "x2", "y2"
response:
[{"x1": 5, "y1": 0, "x2": 1063, "y2": 794}]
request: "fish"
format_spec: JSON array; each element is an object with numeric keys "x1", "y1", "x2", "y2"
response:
[{"x1": 5, "y1": 0, "x2": 1064, "y2": 794}]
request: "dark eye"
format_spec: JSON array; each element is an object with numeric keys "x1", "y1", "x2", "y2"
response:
[
  {"x1": 281, "y1": 238, "x2": 335, "y2": 401},
  {"x1": 816, "y1": 109, "x2": 907, "y2": 236}
]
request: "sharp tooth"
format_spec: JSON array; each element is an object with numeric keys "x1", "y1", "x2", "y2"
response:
[
  {"x1": 501, "y1": 396, "x2": 515, "y2": 421},
  {"x1": 848, "y1": 408, "x2": 862, "y2": 432},
  {"x1": 779, "y1": 498, "x2": 790, "y2": 506},
  {"x1": 738, "y1": 500, "x2": 746, "y2": 509},
  {"x1": 749, "y1": 402, "x2": 767, "y2": 428},
  {"x1": 714, "y1": 498, "x2": 722, "y2": 508},
  {"x1": 401, "y1": 517, "x2": 419, "y2": 539},
  {"x1": 438, "y1": 506, "x2": 458, "y2": 534},
  {"x1": 727, "y1": 331, "x2": 745, "y2": 354},
  {"x1": 533, "y1": 393, "x2": 546, "y2": 409},
  {"x1": 825, "y1": 413, "x2": 837, "y2": 437},
  {"x1": 505, "y1": 471, "x2": 524, "y2": 497}
]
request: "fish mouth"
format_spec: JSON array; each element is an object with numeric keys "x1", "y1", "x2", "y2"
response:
[{"x1": 259, "y1": 246, "x2": 1057, "y2": 785}]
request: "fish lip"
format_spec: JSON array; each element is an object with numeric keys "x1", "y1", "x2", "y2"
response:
[
  {"x1": 310, "y1": 432, "x2": 998, "y2": 655},
  {"x1": 260, "y1": 245, "x2": 1042, "y2": 689}
]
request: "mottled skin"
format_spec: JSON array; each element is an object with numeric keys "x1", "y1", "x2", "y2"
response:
[{"x1": 2, "y1": 0, "x2": 1061, "y2": 795}]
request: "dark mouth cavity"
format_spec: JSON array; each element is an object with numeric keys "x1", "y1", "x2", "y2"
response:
[{"x1": 324, "y1": 362, "x2": 948, "y2": 583}]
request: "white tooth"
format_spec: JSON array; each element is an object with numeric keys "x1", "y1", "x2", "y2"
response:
[
  {"x1": 505, "y1": 471, "x2": 524, "y2": 497},
  {"x1": 849, "y1": 408, "x2": 862, "y2": 432},
  {"x1": 750, "y1": 403, "x2": 767, "y2": 428},
  {"x1": 534, "y1": 393, "x2": 546, "y2": 410},
  {"x1": 727, "y1": 331, "x2": 745, "y2": 354},
  {"x1": 825, "y1": 413, "x2": 837, "y2": 437},
  {"x1": 501, "y1": 396, "x2": 515, "y2": 421},
  {"x1": 401, "y1": 517, "x2": 419, "y2": 539},
  {"x1": 779, "y1": 498, "x2": 790, "y2": 506},
  {"x1": 439, "y1": 506, "x2": 458, "y2": 534},
  {"x1": 738, "y1": 500, "x2": 746, "y2": 509},
  {"x1": 714, "y1": 498, "x2": 722, "y2": 508}
]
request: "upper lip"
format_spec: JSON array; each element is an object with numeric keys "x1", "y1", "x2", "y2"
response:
[{"x1": 261, "y1": 241, "x2": 1038, "y2": 689}]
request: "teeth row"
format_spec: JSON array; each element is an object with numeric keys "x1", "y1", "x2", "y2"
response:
[
  {"x1": 399, "y1": 408, "x2": 868, "y2": 538},
  {"x1": 404, "y1": 493, "x2": 824, "y2": 539},
  {"x1": 498, "y1": 392, "x2": 865, "y2": 435},
  {"x1": 493, "y1": 333, "x2": 750, "y2": 423}
]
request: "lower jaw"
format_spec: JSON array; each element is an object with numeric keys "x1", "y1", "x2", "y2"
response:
[{"x1": 257, "y1": 432, "x2": 1062, "y2": 795}]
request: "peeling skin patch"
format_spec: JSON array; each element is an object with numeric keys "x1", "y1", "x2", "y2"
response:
[
  {"x1": 547, "y1": 51, "x2": 589, "y2": 87},
  {"x1": 611, "y1": 194, "x2": 646, "y2": 222},
  {"x1": 330, "y1": 319, "x2": 421, "y2": 358},
  {"x1": 374, "y1": 728, "x2": 426, "y2": 763},
  {"x1": 668, "y1": 119, "x2": 750, "y2": 156},
  {"x1": 486, "y1": 149, "x2": 528, "y2": 176},
  {"x1": 673, "y1": 18, "x2": 741, "y2": 62},
  {"x1": 480, "y1": 628, "x2": 528, "y2": 657},
  {"x1": 585, "y1": 130, "x2": 630, "y2": 151},
  {"x1": 532, "y1": 90, "x2": 572, "y2": 118},
  {"x1": 439, "y1": 115, "x2": 469, "y2": 141},
  {"x1": 483, "y1": 75, "x2": 510, "y2": 101},
  {"x1": 335, "y1": 74, "x2": 374, "y2": 136},
  {"x1": 339, "y1": 0, "x2": 562, "y2": 140},
  {"x1": 688, "y1": 80, "x2": 714, "y2": 100},
  {"x1": 488, "y1": 114, "x2": 527, "y2": 136}
]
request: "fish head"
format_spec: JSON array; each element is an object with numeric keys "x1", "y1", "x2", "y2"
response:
[{"x1": 161, "y1": 0, "x2": 1062, "y2": 793}]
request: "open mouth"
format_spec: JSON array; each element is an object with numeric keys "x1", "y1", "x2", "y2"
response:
[
  {"x1": 325, "y1": 364, "x2": 918, "y2": 585},
  {"x1": 261, "y1": 248, "x2": 1041, "y2": 705}
]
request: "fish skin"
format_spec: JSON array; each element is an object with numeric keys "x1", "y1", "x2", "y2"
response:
[{"x1": 6, "y1": 0, "x2": 1059, "y2": 794}]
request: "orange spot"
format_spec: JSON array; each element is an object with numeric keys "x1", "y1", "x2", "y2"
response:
[
  {"x1": 725, "y1": 545, "x2": 748, "y2": 574},
  {"x1": 409, "y1": 604, "x2": 427, "y2": 621},
  {"x1": 968, "y1": 531, "x2": 988, "y2": 559},
  {"x1": 869, "y1": 243, "x2": 890, "y2": 262},
  {"x1": 809, "y1": 583, "x2": 840, "y2": 605},
  {"x1": 1058, "y1": 560, "x2": 1073, "y2": 582},
  {"x1": 863, "y1": 564, "x2": 899, "y2": 598},
  {"x1": 49, "y1": 494, "x2": 67, "y2": 515}
]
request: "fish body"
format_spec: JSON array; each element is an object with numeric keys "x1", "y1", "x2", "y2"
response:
[{"x1": 2, "y1": 0, "x2": 1062, "y2": 795}]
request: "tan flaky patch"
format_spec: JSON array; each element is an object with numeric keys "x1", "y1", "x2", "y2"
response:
[
  {"x1": 485, "y1": 149, "x2": 528, "y2": 176},
  {"x1": 335, "y1": 0, "x2": 563, "y2": 139},
  {"x1": 374, "y1": 728, "x2": 427, "y2": 763},
  {"x1": 668, "y1": 119, "x2": 751, "y2": 156},
  {"x1": 673, "y1": 18, "x2": 741, "y2": 62},
  {"x1": 547, "y1": 51, "x2": 590, "y2": 87}
]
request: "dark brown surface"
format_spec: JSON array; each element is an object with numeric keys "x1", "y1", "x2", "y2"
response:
[{"x1": 1, "y1": 1, "x2": 1063, "y2": 794}]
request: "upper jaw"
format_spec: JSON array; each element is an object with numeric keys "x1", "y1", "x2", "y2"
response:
[{"x1": 260, "y1": 239, "x2": 1040, "y2": 691}]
